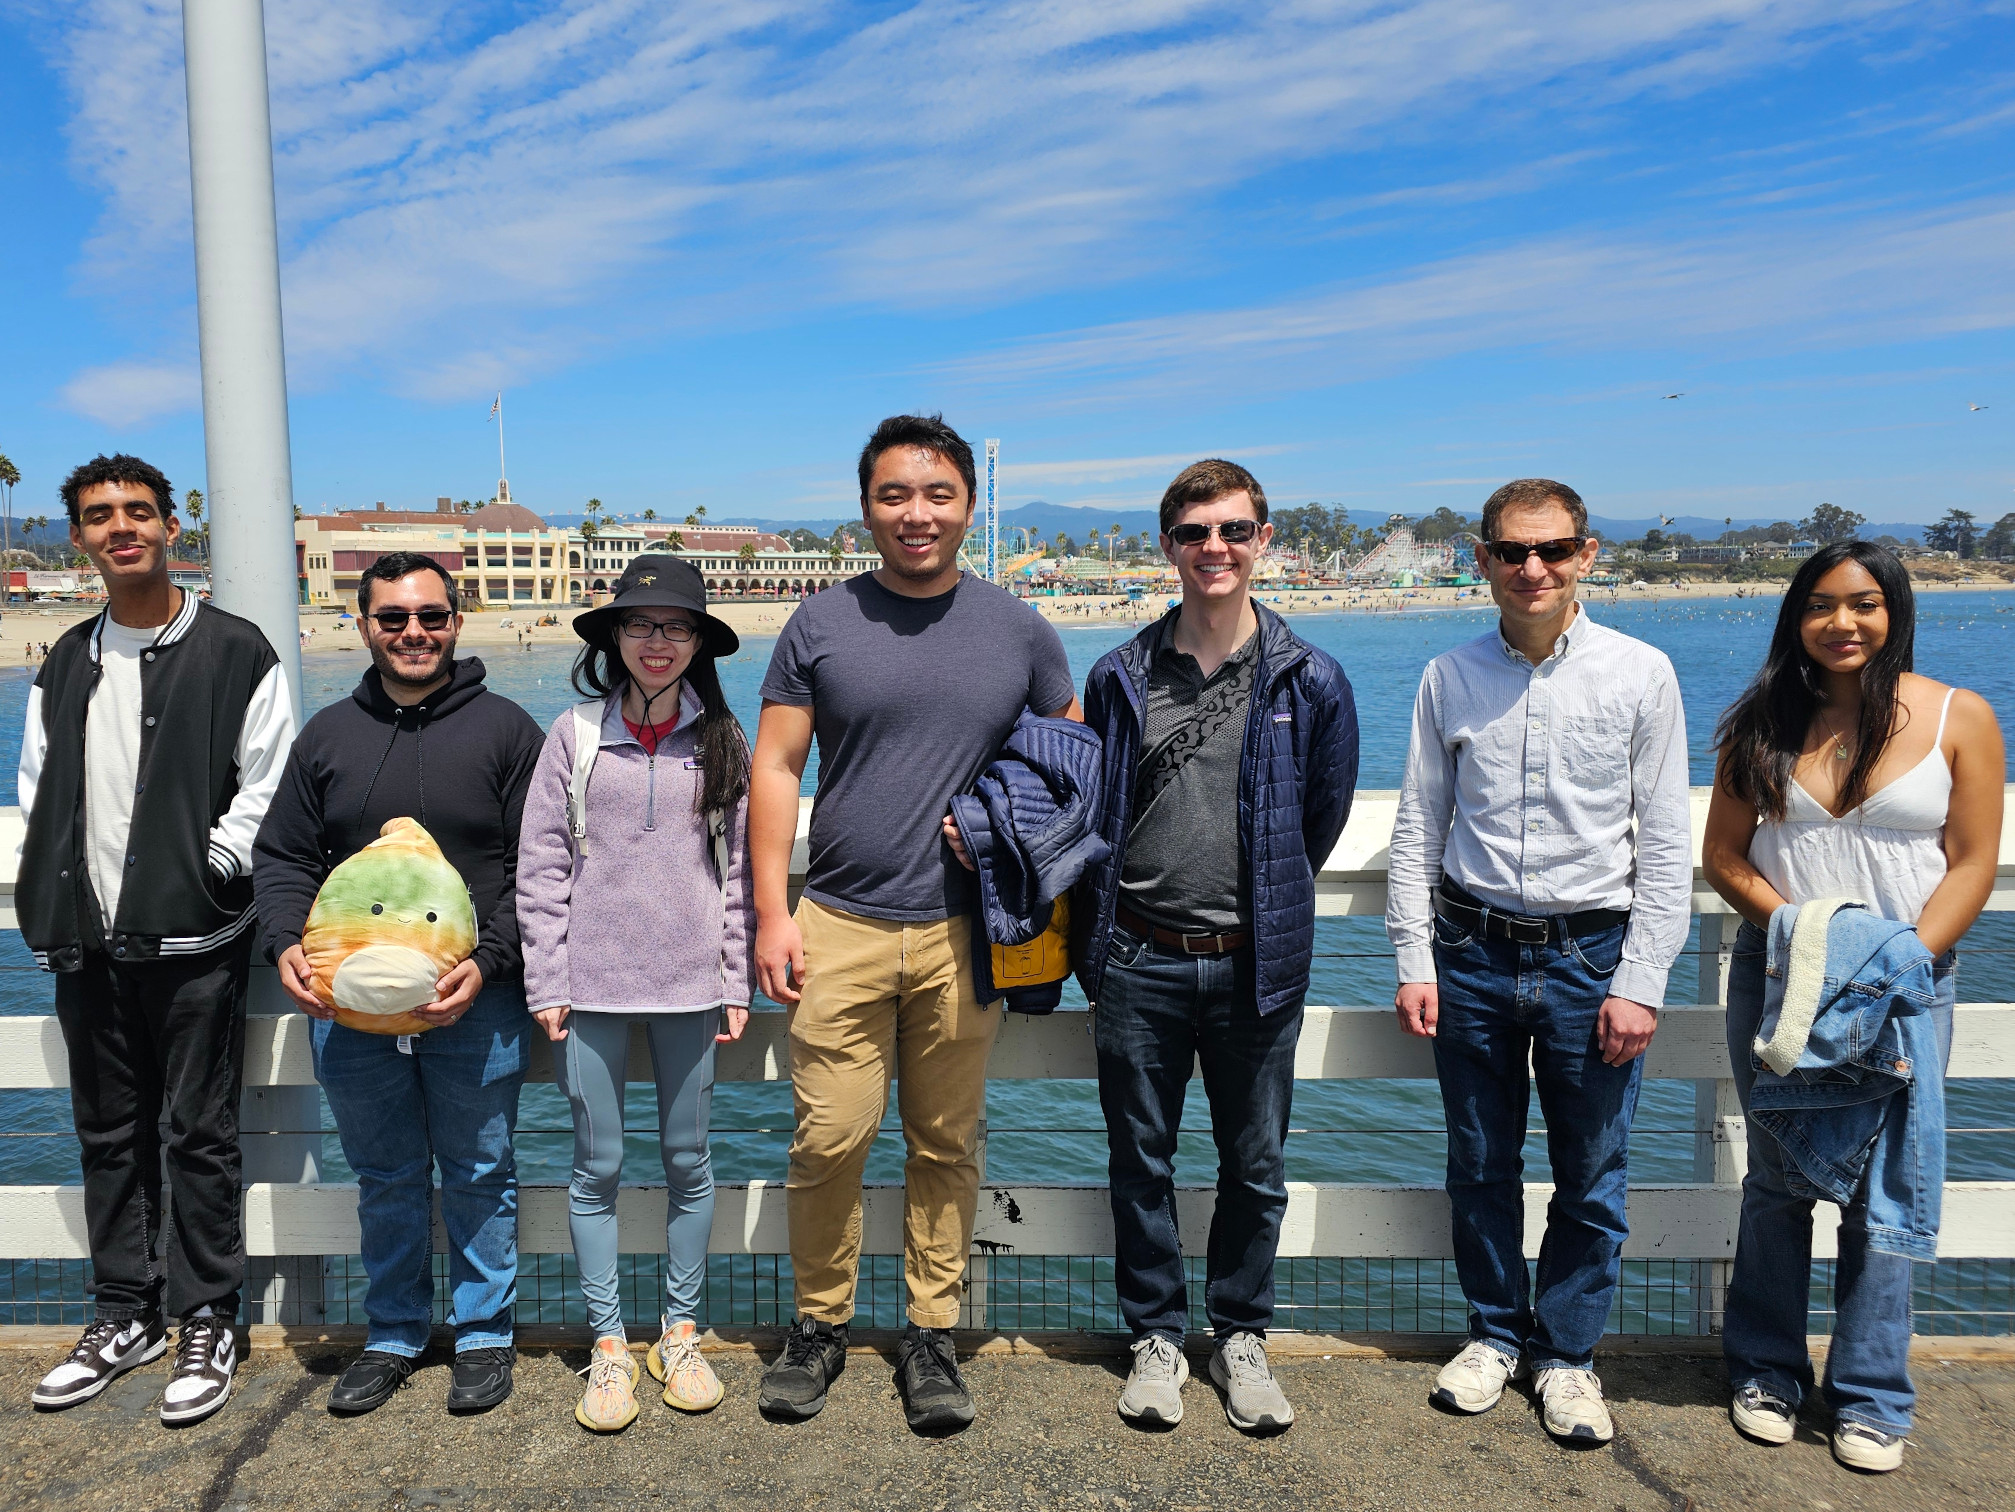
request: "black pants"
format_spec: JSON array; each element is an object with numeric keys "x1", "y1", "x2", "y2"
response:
[{"x1": 54, "y1": 934, "x2": 253, "y2": 1321}]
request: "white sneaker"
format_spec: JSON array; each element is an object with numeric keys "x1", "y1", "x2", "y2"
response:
[
  {"x1": 1431, "y1": 1340, "x2": 1523, "y2": 1414},
  {"x1": 159, "y1": 1314, "x2": 236, "y2": 1426},
  {"x1": 1832, "y1": 1421, "x2": 1906, "y2": 1473},
  {"x1": 1534, "y1": 1365, "x2": 1613, "y2": 1444},
  {"x1": 1117, "y1": 1334, "x2": 1188, "y2": 1426},
  {"x1": 1730, "y1": 1385, "x2": 1795, "y2": 1445}
]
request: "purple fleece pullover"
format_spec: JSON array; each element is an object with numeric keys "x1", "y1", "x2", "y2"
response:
[{"x1": 517, "y1": 689, "x2": 754, "y2": 1013}]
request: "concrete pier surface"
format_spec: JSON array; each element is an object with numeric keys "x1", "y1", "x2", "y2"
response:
[{"x1": 2, "y1": 1333, "x2": 2011, "y2": 1512}]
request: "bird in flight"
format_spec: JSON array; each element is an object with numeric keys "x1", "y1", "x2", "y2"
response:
[
  {"x1": 1662, "y1": 393, "x2": 1684, "y2": 400},
  {"x1": 1658, "y1": 515, "x2": 1676, "y2": 527},
  {"x1": 1970, "y1": 403, "x2": 1989, "y2": 412}
]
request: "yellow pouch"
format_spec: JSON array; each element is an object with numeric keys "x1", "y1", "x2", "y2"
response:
[{"x1": 991, "y1": 893, "x2": 1072, "y2": 989}]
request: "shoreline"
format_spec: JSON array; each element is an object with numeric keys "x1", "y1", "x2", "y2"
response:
[{"x1": 0, "y1": 575, "x2": 2007, "y2": 656}]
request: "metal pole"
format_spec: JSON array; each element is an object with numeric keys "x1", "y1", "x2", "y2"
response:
[
  {"x1": 182, "y1": 1, "x2": 322, "y2": 1255},
  {"x1": 183, "y1": 0, "x2": 303, "y2": 718},
  {"x1": 984, "y1": 439, "x2": 1000, "y2": 583}
]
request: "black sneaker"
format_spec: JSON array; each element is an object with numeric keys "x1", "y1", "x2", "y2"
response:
[
  {"x1": 33, "y1": 1315, "x2": 167, "y2": 1408},
  {"x1": 757, "y1": 1316, "x2": 848, "y2": 1421},
  {"x1": 447, "y1": 1347, "x2": 515, "y2": 1414},
  {"x1": 159, "y1": 1313, "x2": 236, "y2": 1425},
  {"x1": 329, "y1": 1351, "x2": 417, "y2": 1415},
  {"x1": 895, "y1": 1323, "x2": 974, "y2": 1434}
]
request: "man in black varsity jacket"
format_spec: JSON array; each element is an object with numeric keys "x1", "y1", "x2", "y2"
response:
[{"x1": 19, "y1": 455, "x2": 296, "y2": 1425}]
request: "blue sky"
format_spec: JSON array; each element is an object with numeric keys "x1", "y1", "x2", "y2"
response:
[{"x1": 1, "y1": 1, "x2": 2011, "y2": 526}]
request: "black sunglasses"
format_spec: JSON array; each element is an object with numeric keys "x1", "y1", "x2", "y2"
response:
[
  {"x1": 1483, "y1": 536, "x2": 1586, "y2": 566},
  {"x1": 368, "y1": 607, "x2": 455, "y2": 633},
  {"x1": 1166, "y1": 519, "x2": 1261, "y2": 547}
]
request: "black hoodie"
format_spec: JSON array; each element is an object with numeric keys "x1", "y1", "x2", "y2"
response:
[{"x1": 252, "y1": 657, "x2": 545, "y2": 984}]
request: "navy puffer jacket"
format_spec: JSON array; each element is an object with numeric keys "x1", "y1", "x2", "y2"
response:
[{"x1": 1073, "y1": 604, "x2": 1359, "y2": 1016}]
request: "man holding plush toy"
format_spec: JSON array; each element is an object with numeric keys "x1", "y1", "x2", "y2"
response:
[{"x1": 254, "y1": 551, "x2": 545, "y2": 1416}]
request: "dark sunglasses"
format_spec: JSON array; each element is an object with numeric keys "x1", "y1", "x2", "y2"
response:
[
  {"x1": 1166, "y1": 519, "x2": 1261, "y2": 547},
  {"x1": 1483, "y1": 536, "x2": 1586, "y2": 566},
  {"x1": 368, "y1": 607, "x2": 455, "y2": 633}
]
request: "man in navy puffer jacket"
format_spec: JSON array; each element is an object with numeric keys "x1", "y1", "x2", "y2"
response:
[{"x1": 1073, "y1": 459, "x2": 1358, "y2": 1434}]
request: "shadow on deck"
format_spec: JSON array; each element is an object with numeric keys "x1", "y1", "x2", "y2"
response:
[{"x1": 2, "y1": 1330, "x2": 2012, "y2": 1511}]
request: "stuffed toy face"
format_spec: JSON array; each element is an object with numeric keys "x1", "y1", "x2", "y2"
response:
[{"x1": 302, "y1": 818, "x2": 478, "y2": 1035}]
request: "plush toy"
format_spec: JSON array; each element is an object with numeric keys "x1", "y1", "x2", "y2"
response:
[{"x1": 302, "y1": 817, "x2": 478, "y2": 1035}]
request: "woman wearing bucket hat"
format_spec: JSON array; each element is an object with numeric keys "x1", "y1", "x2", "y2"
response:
[{"x1": 516, "y1": 556, "x2": 755, "y2": 1430}]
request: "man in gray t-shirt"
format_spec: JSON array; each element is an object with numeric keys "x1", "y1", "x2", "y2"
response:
[{"x1": 748, "y1": 415, "x2": 1078, "y2": 1434}]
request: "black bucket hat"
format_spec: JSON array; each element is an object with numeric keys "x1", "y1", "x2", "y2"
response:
[{"x1": 573, "y1": 554, "x2": 740, "y2": 657}]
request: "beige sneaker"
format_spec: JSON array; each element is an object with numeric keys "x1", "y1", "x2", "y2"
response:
[
  {"x1": 574, "y1": 1336, "x2": 640, "y2": 1432},
  {"x1": 647, "y1": 1318, "x2": 723, "y2": 1412},
  {"x1": 1534, "y1": 1365, "x2": 1614, "y2": 1445}
]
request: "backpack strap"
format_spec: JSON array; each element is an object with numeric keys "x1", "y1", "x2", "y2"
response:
[{"x1": 565, "y1": 699, "x2": 604, "y2": 854}]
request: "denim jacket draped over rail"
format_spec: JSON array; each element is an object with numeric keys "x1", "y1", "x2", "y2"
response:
[
  {"x1": 948, "y1": 712, "x2": 1110, "y2": 1013},
  {"x1": 1749, "y1": 898, "x2": 1946, "y2": 1261}
]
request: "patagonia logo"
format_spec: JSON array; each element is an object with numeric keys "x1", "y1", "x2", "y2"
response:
[
  {"x1": 1272, "y1": 712, "x2": 1293, "y2": 723},
  {"x1": 683, "y1": 757, "x2": 703, "y2": 769}
]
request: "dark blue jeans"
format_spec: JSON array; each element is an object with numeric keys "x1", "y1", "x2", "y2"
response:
[
  {"x1": 311, "y1": 981, "x2": 528, "y2": 1357},
  {"x1": 1721, "y1": 919, "x2": 1955, "y2": 1434},
  {"x1": 1431, "y1": 913, "x2": 1641, "y2": 1369},
  {"x1": 1093, "y1": 928, "x2": 1302, "y2": 1342}
]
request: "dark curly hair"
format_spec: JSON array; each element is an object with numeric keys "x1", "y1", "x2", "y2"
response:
[
  {"x1": 60, "y1": 454, "x2": 175, "y2": 525},
  {"x1": 857, "y1": 414, "x2": 976, "y2": 506}
]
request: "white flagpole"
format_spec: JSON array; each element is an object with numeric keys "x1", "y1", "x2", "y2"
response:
[{"x1": 494, "y1": 393, "x2": 508, "y2": 500}]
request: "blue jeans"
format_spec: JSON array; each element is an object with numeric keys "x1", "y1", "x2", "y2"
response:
[
  {"x1": 312, "y1": 981, "x2": 528, "y2": 1357},
  {"x1": 1093, "y1": 929, "x2": 1301, "y2": 1342},
  {"x1": 1431, "y1": 913, "x2": 1641, "y2": 1369},
  {"x1": 1722, "y1": 919, "x2": 1954, "y2": 1434},
  {"x1": 556, "y1": 1009, "x2": 719, "y2": 1341}
]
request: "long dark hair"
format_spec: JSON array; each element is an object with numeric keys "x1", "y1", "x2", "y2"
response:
[
  {"x1": 1713, "y1": 540, "x2": 1916, "y2": 821},
  {"x1": 572, "y1": 636, "x2": 750, "y2": 816}
]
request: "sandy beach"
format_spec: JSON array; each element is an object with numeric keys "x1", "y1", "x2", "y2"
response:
[{"x1": 1, "y1": 573, "x2": 2008, "y2": 661}]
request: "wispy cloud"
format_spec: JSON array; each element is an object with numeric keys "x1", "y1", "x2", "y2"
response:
[
  {"x1": 29, "y1": 0, "x2": 1957, "y2": 416},
  {"x1": 1000, "y1": 445, "x2": 1298, "y2": 487},
  {"x1": 59, "y1": 361, "x2": 200, "y2": 427},
  {"x1": 938, "y1": 197, "x2": 2015, "y2": 401}
]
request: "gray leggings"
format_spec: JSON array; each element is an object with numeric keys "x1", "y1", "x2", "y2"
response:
[{"x1": 556, "y1": 1009, "x2": 718, "y2": 1340}]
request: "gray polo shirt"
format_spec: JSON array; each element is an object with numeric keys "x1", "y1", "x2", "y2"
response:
[{"x1": 1118, "y1": 618, "x2": 1259, "y2": 933}]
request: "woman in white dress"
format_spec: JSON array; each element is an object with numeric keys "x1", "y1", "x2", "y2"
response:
[{"x1": 1704, "y1": 540, "x2": 2003, "y2": 1472}]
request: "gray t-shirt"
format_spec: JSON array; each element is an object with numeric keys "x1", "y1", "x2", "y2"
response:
[
  {"x1": 1120, "y1": 619, "x2": 1259, "y2": 933},
  {"x1": 761, "y1": 572, "x2": 1076, "y2": 921}
]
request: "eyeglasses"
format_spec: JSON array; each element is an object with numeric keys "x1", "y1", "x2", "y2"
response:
[
  {"x1": 368, "y1": 607, "x2": 454, "y2": 633},
  {"x1": 1483, "y1": 537, "x2": 1586, "y2": 566},
  {"x1": 619, "y1": 617, "x2": 699, "y2": 643},
  {"x1": 1166, "y1": 519, "x2": 1262, "y2": 547}
]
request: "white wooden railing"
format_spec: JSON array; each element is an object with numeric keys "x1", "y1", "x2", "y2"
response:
[{"x1": 1, "y1": 794, "x2": 2011, "y2": 1291}]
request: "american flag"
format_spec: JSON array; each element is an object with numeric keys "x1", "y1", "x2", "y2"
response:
[{"x1": 489, "y1": 395, "x2": 500, "y2": 420}]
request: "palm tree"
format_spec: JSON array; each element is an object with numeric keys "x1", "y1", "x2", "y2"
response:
[
  {"x1": 0, "y1": 453, "x2": 18, "y2": 595},
  {"x1": 738, "y1": 540, "x2": 757, "y2": 567},
  {"x1": 184, "y1": 488, "x2": 206, "y2": 564},
  {"x1": 642, "y1": 508, "x2": 657, "y2": 522}
]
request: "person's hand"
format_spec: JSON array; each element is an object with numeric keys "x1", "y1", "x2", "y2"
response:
[
  {"x1": 532, "y1": 1005, "x2": 570, "y2": 1042},
  {"x1": 940, "y1": 812, "x2": 976, "y2": 872},
  {"x1": 755, "y1": 913, "x2": 805, "y2": 1005},
  {"x1": 411, "y1": 958, "x2": 484, "y2": 1028},
  {"x1": 1597, "y1": 996, "x2": 1659, "y2": 1066},
  {"x1": 277, "y1": 944, "x2": 334, "y2": 1019},
  {"x1": 717, "y1": 1005, "x2": 750, "y2": 1043},
  {"x1": 1395, "y1": 981, "x2": 1439, "y2": 1038}
]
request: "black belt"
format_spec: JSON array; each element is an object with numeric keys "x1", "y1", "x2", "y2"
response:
[
  {"x1": 1435, "y1": 880, "x2": 1629, "y2": 946},
  {"x1": 1115, "y1": 902, "x2": 1250, "y2": 957}
]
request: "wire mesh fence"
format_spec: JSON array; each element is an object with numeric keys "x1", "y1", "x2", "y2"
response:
[{"x1": 4, "y1": 1253, "x2": 2010, "y2": 1337}]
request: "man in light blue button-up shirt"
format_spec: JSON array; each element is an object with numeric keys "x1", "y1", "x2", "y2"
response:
[{"x1": 1386, "y1": 478, "x2": 1692, "y2": 1447}]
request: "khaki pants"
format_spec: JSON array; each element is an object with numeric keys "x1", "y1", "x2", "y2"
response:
[{"x1": 786, "y1": 898, "x2": 1001, "y2": 1327}]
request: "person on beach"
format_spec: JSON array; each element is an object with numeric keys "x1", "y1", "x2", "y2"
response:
[
  {"x1": 1703, "y1": 541, "x2": 2003, "y2": 1473},
  {"x1": 1387, "y1": 478, "x2": 1692, "y2": 1445},
  {"x1": 1072, "y1": 460, "x2": 1359, "y2": 1433},
  {"x1": 22, "y1": 455, "x2": 295, "y2": 1424},
  {"x1": 254, "y1": 552, "x2": 545, "y2": 1417},
  {"x1": 516, "y1": 556, "x2": 755, "y2": 1432},
  {"x1": 748, "y1": 414, "x2": 1078, "y2": 1433}
]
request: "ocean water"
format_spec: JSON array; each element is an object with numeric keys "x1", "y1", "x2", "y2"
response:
[{"x1": 2, "y1": 592, "x2": 2010, "y2": 1205}]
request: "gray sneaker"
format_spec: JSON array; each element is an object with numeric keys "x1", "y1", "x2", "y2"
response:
[
  {"x1": 1209, "y1": 1332, "x2": 1294, "y2": 1433},
  {"x1": 1117, "y1": 1334, "x2": 1188, "y2": 1426}
]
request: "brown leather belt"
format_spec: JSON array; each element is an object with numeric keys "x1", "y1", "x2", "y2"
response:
[{"x1": 1115, "y1": 902, "x2": 1251, "y2": 957}]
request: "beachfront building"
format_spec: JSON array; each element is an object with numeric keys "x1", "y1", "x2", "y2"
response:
[
  {"x1": 569, "y1": 523, "x2": 880, "y2": 599},
  {"x1": 296, "y1": 499, "x2": 572, "y2": 611}
]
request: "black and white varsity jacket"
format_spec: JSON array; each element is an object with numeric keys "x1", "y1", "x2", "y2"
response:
[{"x1": 16, "y1": 590, "x2": 296, "y2": 970}]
